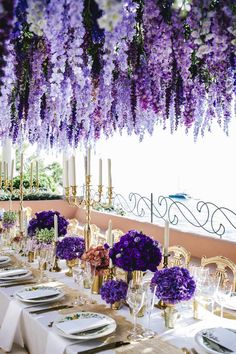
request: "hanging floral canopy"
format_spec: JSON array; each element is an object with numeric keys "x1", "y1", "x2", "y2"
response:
[{"x1": 0, "y1": 0, "x2": 235, "y2": 150}]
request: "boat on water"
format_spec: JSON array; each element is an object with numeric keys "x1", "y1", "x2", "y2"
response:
[{"x1": 168, "y1": 193, "x2": 191, "y2": 200}]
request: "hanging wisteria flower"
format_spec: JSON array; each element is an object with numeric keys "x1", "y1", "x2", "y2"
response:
[
  {"x1": 2, "y1": 211, "x2": 17, "y2": 229},
  {"x1": 56, "y1": 236, "x2": 85, "y2": 260},
  {"x1": 82, "y1": 245, "x2": 109, "y2": 271},
  {"x1": 28, "y1": 210, "x2": 68, "y2": 237},
  {"x1": 109, "y1": 230, "x2": 162, "y2": 272},
  {"x1": 35, "y1": 228, "x2": 54, "y2": 244},
  {"x1": 151, "y1": 267, "x2": 196, "y2": 304},
  {"x1": 100, "y1": 279, "x2": 128, "y2": 304}
]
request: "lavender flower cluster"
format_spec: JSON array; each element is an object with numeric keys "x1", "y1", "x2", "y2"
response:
[
  {"x1": 0, "y1": 0, "x2": 235, "y2": 149},
  {"x1": 100, "y1": 279, "x2": 128, "y2": 305},
  {"x1": 28, "y1": 210, "x2": 68, "y2": 237},
  {"x1": 56, "y1": 236, "x2": 85, "y2": 260},
  {"x1": 109, "y1": 230, "x2": 162, "y2": 272},
  {"x1": 151, "y1": 266, "x2": 196, "y2": 304}
]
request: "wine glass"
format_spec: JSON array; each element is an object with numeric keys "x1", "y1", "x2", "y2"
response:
[
  {"x1": 126, "y1": 281, "x2": 146, "y2": 342},
  {"x1": 215, "y1": 282, "x2": 232, "y2": 318},
  {"x1": 83, "y1": 261, "x2": 96, "y2": 304},
  {"x1": 72, "y1": 266, "x2": 86, "y2": 305},
  {"x1": 142, "y1": 281, "x2": 157, "y2": 338}
]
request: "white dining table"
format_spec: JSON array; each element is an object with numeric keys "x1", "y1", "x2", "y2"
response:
[{"x1": 0, "y1": 258, "x2": 236, "y2": 354}]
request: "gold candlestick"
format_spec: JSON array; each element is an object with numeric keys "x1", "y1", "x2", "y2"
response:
[
  {"x1": 107, "y1": 186, "x2": 113, "y2": 207},
  {"x1": 51, "y1": 241, "x2": 61, "y2": 272},
  {"x1": 84, "y1": 175, "x2": 91, "y2": 251},
  {"x1": 65, "y1": 186, "x2": 70, "y2": 204},
  {"x1": 163, "y1": 253, "x2": 170, "y2": 268},
  {"x1": 98, "y1": 184, "x2": 103, "y2": 203},
  {"x1": 71, "y1": 185, "x2": 82, "y2": 207}
]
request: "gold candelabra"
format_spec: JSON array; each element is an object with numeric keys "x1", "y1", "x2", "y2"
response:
[
  {"x1": 107, "y1": 186, "x2": 113, "y2": 207},
  {"x1": 84, "y1": 175, "x2": 92, "y2": 251},
  {"x1": 98, "y1": 184, "x2": 103, "y2": 203},
  {"x1": 50, "y1": 240, "x2": 61, "y2": 272}
]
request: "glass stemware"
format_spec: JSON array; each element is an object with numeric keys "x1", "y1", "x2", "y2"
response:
[
  {"x1": 126, "y1": 281, "x2": 145, "y2": 342},
  {"x1": 83, "y1": 261, "x2": 96, "y2": 304},
  {"x1": 72, "y1": 266, "x2": 86, "y2": 306},
  {"x1": 142, "y1": 281, "x2": 157, "y2": 338},
  {"x1": 215, "y1": 282, "x2": 232, "y2": 318},
  {"x1": 37, "y1": 248, "x2": 49, "y2": 283}
]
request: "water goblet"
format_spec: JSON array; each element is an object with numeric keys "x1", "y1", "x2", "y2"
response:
[
  {"x1": 142, "y1": 281, "x2": 157, "y2": 338},
  {"x1": 126, "y1": 281, "x2": 146, "y2": 342},
  {"x1": 72, "y1": 266, "x2": 86, "y2": 306},
  {"x1": 37, "y1": 248, "x2": 49, "y2": 283},
  {"x1": 215, "y1": 282, "x2": 232, "y2": 318},
  {"x1": 83, "y1": 261, "x2": 96, "y2": 304}
]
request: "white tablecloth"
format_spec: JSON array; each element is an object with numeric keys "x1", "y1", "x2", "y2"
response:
[{"x1": 0, "y1": 259, "x2": 236, "y2": 354}]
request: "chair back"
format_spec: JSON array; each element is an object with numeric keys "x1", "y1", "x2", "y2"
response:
[
  {"x1": 201, "y1": 255, "x2": 236, "y2": 291},
  {"x1": 112, "y1": 229, "x2": 124, "y2": 243},
  {"x1": 168, "y1": 245, "x2": 191, "y2": 268}
]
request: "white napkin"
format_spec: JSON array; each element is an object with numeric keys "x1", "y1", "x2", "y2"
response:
[
  {"x1": 0, "y1": 268, "x2": 27, "y2": 278},
  {"x1": 0, "y1": 256, "x2": 9, "y2": 262},
  {"x1": 0, "y1": 300, "x2": 25, "y2": 351},
  {"x1": 225, "y1": 296, "x2": 236, "y2": 309},
  {"x1": 204, "y1": 327, "x2": 236, "y2": 352},
  {"x1": 56, "y1": 317, "x2": 111, "y2": 335},
  {"x1": 17, "y1": 288, "x2": 60, "y2": 300}
]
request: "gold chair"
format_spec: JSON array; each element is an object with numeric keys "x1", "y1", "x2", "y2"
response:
[
  {"x1": 67, "y1": 218, "x2": 83, "y2": 236},
  {"x1": 112, "y1": 229, "x2": 124, "y2": 243},
  {"x1": 201, "y1": 255, "x2": 236, "y2": 291},
  {"x1": 168, "y1": 245, "x2": 191, "y2": 268}
]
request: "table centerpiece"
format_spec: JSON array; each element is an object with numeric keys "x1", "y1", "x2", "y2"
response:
[
  {"x1": 100, "y1": 279, "x2": 128, "y2": 310},
  {"x1": 151, "y1": 266, "x2": 196, "y2": 328},
  {"x1": 56, "y1": 236, "x2": 85, "y2": 276},
  {"x1": 81, "y1": 245, "x2": 109, "y2": 294}
]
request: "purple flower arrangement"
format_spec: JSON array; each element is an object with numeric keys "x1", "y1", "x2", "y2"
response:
[
  {"x1": 109, "y1": 230, "x2": 162, "y2": 272},
  {"x1": 2, "y1": 211, "x2": 17, "y2": 229},
  {"x1": 56, "y1": 236, "x2": 85, "y2": 261},
  {"x1": 28, "y1": 211, "x2": 68, "y2": 237},
  {"x1": 100, "y1": 279, "x2": 128, "y2": 305},
  {"x1": 151, "y1": 267, "x2": 196, "y2": 304}
]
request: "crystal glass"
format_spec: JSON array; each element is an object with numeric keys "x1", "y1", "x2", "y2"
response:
[
  {"x1": 215, "y1": 282, "x2": 232, "y2": 318},
  {"x1": 83, "y1": 261, "x2": 96, "y2": 304},
  {"x1": 126, "y1": 281, "x2": 145, "y2": 342},
  {"x1": 72, "y1": 266, "x2": 86, "y2": 305},
  {"x1": 37, "y1": 248, "x2": 50, "y2": 283},
  {"x1": 142, "y1": 280, "x2": 157, "y2": 338}
]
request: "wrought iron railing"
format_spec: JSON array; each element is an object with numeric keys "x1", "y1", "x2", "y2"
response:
[
  {"x1": 112, "y1": 192, "x2": 236, "y2": 239},
  {"x1": 77, "y1": 187, "x2": 236, "y2": 239}
]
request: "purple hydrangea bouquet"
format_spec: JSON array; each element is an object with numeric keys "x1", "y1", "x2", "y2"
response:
[
  {"x1": 56, "y1": 236, "x2": 85, "y2": 261},
  {"x1": 151, "y1": 266, "x2": 196, "y2": 304},
  {"x1": 100, "y1": 279, "x2": 128, "y2": 306},
  {"x1": 109, "y1": 230, "x2": 162, "y2": 272},
  {"x1": 28, "y1": 210, "x2": 69, "y2": 237}
]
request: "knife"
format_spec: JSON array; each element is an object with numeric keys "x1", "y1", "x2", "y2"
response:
[
  {"x1": 29, "y1": 304, "x2": 74, "y2": 314},
  {"x1": 76, "y1": 341, "x2": 130, "y2": 354}
]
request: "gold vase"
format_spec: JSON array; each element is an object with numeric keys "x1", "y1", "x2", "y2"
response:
[
  {"x1": 65, "y1": 259, "x2": 78, "y2": 277},
  {"x1": 91, "y1": 274, "x2": 103, "y2": 294},
  {"x1": 111, "y1": 301, "x2": 122, "y2": 310},
  {"x1": 27, "y1": 251, "x2": 34, "y2": 263},
  {"x1": 132, "y1": 270, "x2": 143, "y2": 285},
  {"x1": 163, "y1": 304, "x2": 179, "y2": 328}
]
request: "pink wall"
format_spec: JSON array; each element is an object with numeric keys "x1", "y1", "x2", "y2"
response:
[{"x1": 1, "y1": 200, "x2": 236, "y2": 263}]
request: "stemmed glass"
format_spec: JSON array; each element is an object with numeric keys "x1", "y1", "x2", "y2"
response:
[
  {"x1": 83, "y1": 261, "x2": 96, "y2": 304},
  {"x1": 142, "y1": 281, "x2": 157, "y2": 338},
  {"x1": 72, "y1": 266, "x2": 86, "y2": 306},
  {"x1": 215, "y1": 282, "x2": 232, "y2": 318},
  {"x1": 37, "y1": 248, "x2": 50, "y2": 283},
  {"x1": 126, "y1": 280, "x2": 146, "y2": 342}
]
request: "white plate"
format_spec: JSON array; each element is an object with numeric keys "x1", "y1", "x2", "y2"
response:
[
  {"x1": 53, "y1": 312, "x2": 116, "y2": 340},
  {"x1": 220, "y1": 293, "x2": 236, "y2": 311},
  {"x1": 195, "y1": 328, "x2": 236, "y2": 353},
  {"x1": 15, "y1": 286, "x2": 64, "y2": 304},
  {"x1": 0, "y1": 270, "x2": 32, "y2": 281}
]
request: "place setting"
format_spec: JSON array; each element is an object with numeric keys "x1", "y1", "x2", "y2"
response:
[
  {"x1": 14, "y1": 285, "x2": 65, "y2": 305},
  {"x1": 0, "y1": 267, "x2": 33, "y2": 286},
  {"x1": 194, "y1": 327, "x2": 236, "y2": 354},
  {"x1": 0, "y1": 255, "x2": 11, "y2": 267}
]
